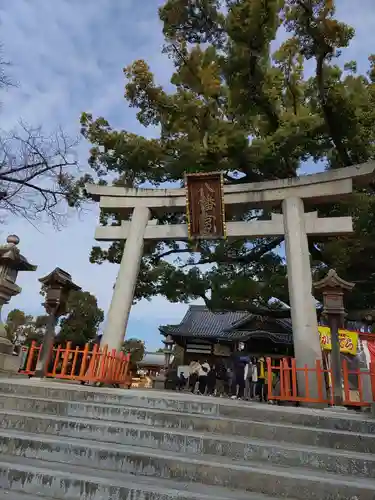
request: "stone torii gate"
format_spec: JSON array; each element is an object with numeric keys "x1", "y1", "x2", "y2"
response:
[{"x1": 86, "y1": 162, "x2": 375, "y2": 384}]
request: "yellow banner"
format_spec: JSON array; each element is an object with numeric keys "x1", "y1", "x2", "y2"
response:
[{"x1": 318, "y1": 326, "x2": 358, "y2": 355}]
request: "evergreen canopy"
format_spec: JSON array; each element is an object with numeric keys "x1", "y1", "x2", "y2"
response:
[{"x1": 81, "y1": 0, "x2": 375, "y2": 318}]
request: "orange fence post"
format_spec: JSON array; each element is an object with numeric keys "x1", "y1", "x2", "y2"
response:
[
  {"x1": 99, "y1": 345, "x2": 109, "y2": 382},
  {"x1": 370, "y1": 363, "x2": 375, "y2": 402},
  {"x1": 266, "y1": 358, "x2": 273, "y2": 400},
  {"x1": 88, "y1": 344, "x2": 99, "y2": 381},
  {"x1": 19, "y1": 342, "x2": 131, "y2": 385},
  {"x1": 125, "y1": 353, "x2": 131, "y2": 384},
  {"x1": 110, "y1": 349, "x2": 117, "y2": 383},
  {"x1": 103, "y1": 346, "x2": 110, "y2": 383},
  {"x1": 291, "y1": 358, "x2": 297, "y2": 398},
  {"x1": 110, "y1": 353, "x2": 116, "y2": 384},
  {"x1": 25, "y1": 341, "x2": 36, "y2": 373},
  {"x1": 113, "y1": 351, "x2": 121, "y2": 383},
  {"x1": 34, "y1": 344, "x2": 42, "y2": 372},
  {"x1": 117, "y1": 353, "x2": 124, "y2": 382},
  {"x1": 121, "y1": 353, "x2": 130, "y2": 385},
  {"x1": 79, "y1": 344, "x2": 90, "y2": 379},
  {"x1": 61, "y1": 342, "x2": 71, "y2": 377},
  {"x1": 279, "y1": 359, "x2": 284, "y2": 398},
  {"x1": 328, "y1": 365, "x2": 334, "y2": 406},
  {"x1": 342, "y1": 359, "x2": 350, "y2": 404},
  {"x1": 93, "y1": 344, "x2": 100, "y2": 381},
  {"x1": 119, "y1": 352, "x2": 127, "y2": 382},
  {"x1": 283, "y1": 358, "x2": 291, "y2": 398},
  {"x1": 52, "y1": 345, "x2": 61, "y2": 376},
  {"x1": 304, "y1": 364, "x2": 309, "y2": 400},
  {"x1": 315, "y1": 359, "x2": 324, "y2": 402}
]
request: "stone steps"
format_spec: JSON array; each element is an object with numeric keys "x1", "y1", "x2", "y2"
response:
[
  {"x1": 1, "y1": 439, "x2": 375, "y2": 500},
  {"x1": 0, "y1": 428, "x2": 375, "y2": 498},
  {"x1": 0, "y1": 411, "x2": 374, "y2": 477},
  {"x1": 0, "y1": 379, "x2": 374, "y2": 499},
  {"x1": 0, "y1": 492, "x2": 55, "y2": 500},
  {"x1": 0, "y1": 394, "x2": 374, "y2": 453},
  {"x1": 0, "y1": 381, "x2": 373, "y2": 433},
  {"x1": 0, "y1": 455, "x2": 276, "y2": 500}
]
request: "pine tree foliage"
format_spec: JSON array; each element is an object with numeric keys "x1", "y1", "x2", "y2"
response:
[{"x1": 81, "y1": 0, "x2": 375, "y2": 317}]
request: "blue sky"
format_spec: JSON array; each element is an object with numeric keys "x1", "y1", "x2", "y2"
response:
[{"x1": 0, "y1": 0, "x2": 373, "y2": 351}]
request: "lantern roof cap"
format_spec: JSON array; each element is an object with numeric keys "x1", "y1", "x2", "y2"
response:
[
  {"x1": 313, "y1": 269, "x2": 355, "y2": 292},
  {"x1": 0, "y1": 235, "x2": 37, "y2": 271},
  {"x1": 39, "y1": 267, "x2": 81, "y2": 290}
]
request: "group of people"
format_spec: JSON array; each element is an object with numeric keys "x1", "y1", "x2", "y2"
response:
[{"x1": 184, "y1": 356, "x2": 273, "y2": 401}]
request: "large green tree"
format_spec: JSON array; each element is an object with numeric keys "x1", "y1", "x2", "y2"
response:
[
  {"x1": 56, "y1": 290, "x2": 104, "y2": 347},
  {"x1": 5, "y1": 309, "x2": 33, "y2": 343},
  {"x1": 5, "y1": 309, "x2": 49, "y2": 346},
  {"x1": 121, "y1": 338, "x2": 145, "y2": 368},
  {"x1": 82, "y1": 0, "x2": 375, "y2": 318}
]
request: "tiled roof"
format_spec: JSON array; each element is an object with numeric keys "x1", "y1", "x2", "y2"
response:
[
  {"x1": 227, "y1": 330, "x2": 293, "y2": 344},
  {"x1": 226, "y1": 314, "x2": 292, "y2": 333},
  {"x1": 160, "y1": 305, "x2": 248, "y2": 338},
  {"x1": 159, "y1": 305, "x2": 293, "y2": 343}
]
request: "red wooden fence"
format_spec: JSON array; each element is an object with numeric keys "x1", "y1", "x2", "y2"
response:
[
  {"x1": 266, "y1": 357, "x2": 375, "y2": 407},
  {"x1": 19, "y1": 341, "x2": 131, "y2": 386}
]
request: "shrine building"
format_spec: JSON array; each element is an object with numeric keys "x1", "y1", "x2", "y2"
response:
[{"x1": 159, "y1": 305, "x2": 293, "y2": 364}]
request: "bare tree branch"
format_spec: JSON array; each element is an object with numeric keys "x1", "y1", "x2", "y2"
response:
[
  {"x1": 0, "y1": 122, "x2": 86, "y2": 227},
  {"x1": 0, "y1": 44, "x2": 15, "y2": 91}
]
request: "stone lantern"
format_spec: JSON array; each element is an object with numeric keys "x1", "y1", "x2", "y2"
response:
[
  {"x1": 0, "y1": 235, "x2": 37, "y2": 372},
  {"x1": 163, "y1": 334, "x2": 174, "y2": 370},
  {"x1": 34, "y1": 268, "x2": 80, "y2": 378},
  {"x1": 313, "y1": 269, "x2": 355, "y2": 406},
  {"x1": 39, "y1": 268, "x2": 81, "y2": 317}
]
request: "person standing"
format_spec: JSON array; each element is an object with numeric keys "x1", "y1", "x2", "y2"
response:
[
  {"x1": 256, "y1": 357, "x2": 266, "y2": 402},
  {"x1": 244, "y1": 358, "x2": 253, "y2": 400},
  {"x1": 215, "y1": 361, "x2": 227, "y2": 397},
  {"x1": 188, "y1": 360, "x2": 200, "y2": 393},
  {"x1": 231, "y1": 358, "x2": 246, "y2": 400},
  {"x1": 264, "y1": 366, "x2": 276, "y2": 403},
  {"x1": 225, "y1": 367, "x2": 234, "y2": 397},
  {"x1": 198, "y1": 360, "x2": 210, "y2": 395},
  {"x1": 206, "y1": 363, "x2": 217, "y2": 395},
  {"x1": 250, "y1": 357, "x2": 258, "y2": 400},
  {"x1": 178, "y1": 371, "x2": 187, "y2": 391}
]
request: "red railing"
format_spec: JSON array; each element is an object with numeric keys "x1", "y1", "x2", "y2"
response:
[
  {"x1": 267, "y1": 357, "x2": 375, "y2": 407},
  {"x1": 20, "y1": 341, "x2": 131, "y2": 386}
]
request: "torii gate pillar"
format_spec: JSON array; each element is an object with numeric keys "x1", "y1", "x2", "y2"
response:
[
  {"x1": 282, "y1": 197, "x2": 322, "y2": 377},
  {"x1": 101, "y1": 206, "x2": 151, "y2": 352}
]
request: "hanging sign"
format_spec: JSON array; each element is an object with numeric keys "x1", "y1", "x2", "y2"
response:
[
  {"x1": 185, "y1": 172, "x2": 226, "y2": 240},
  {"x1": 318, "y1": 326, "x2": 358, "y2": 355},
  {"x1": 213, "y1": 344, "x2": 231, "y2": 357}
]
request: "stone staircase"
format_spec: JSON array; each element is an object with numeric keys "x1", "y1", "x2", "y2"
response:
[{"x1": 0, "y1": 379, "x2": 374, "y2": 499}]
